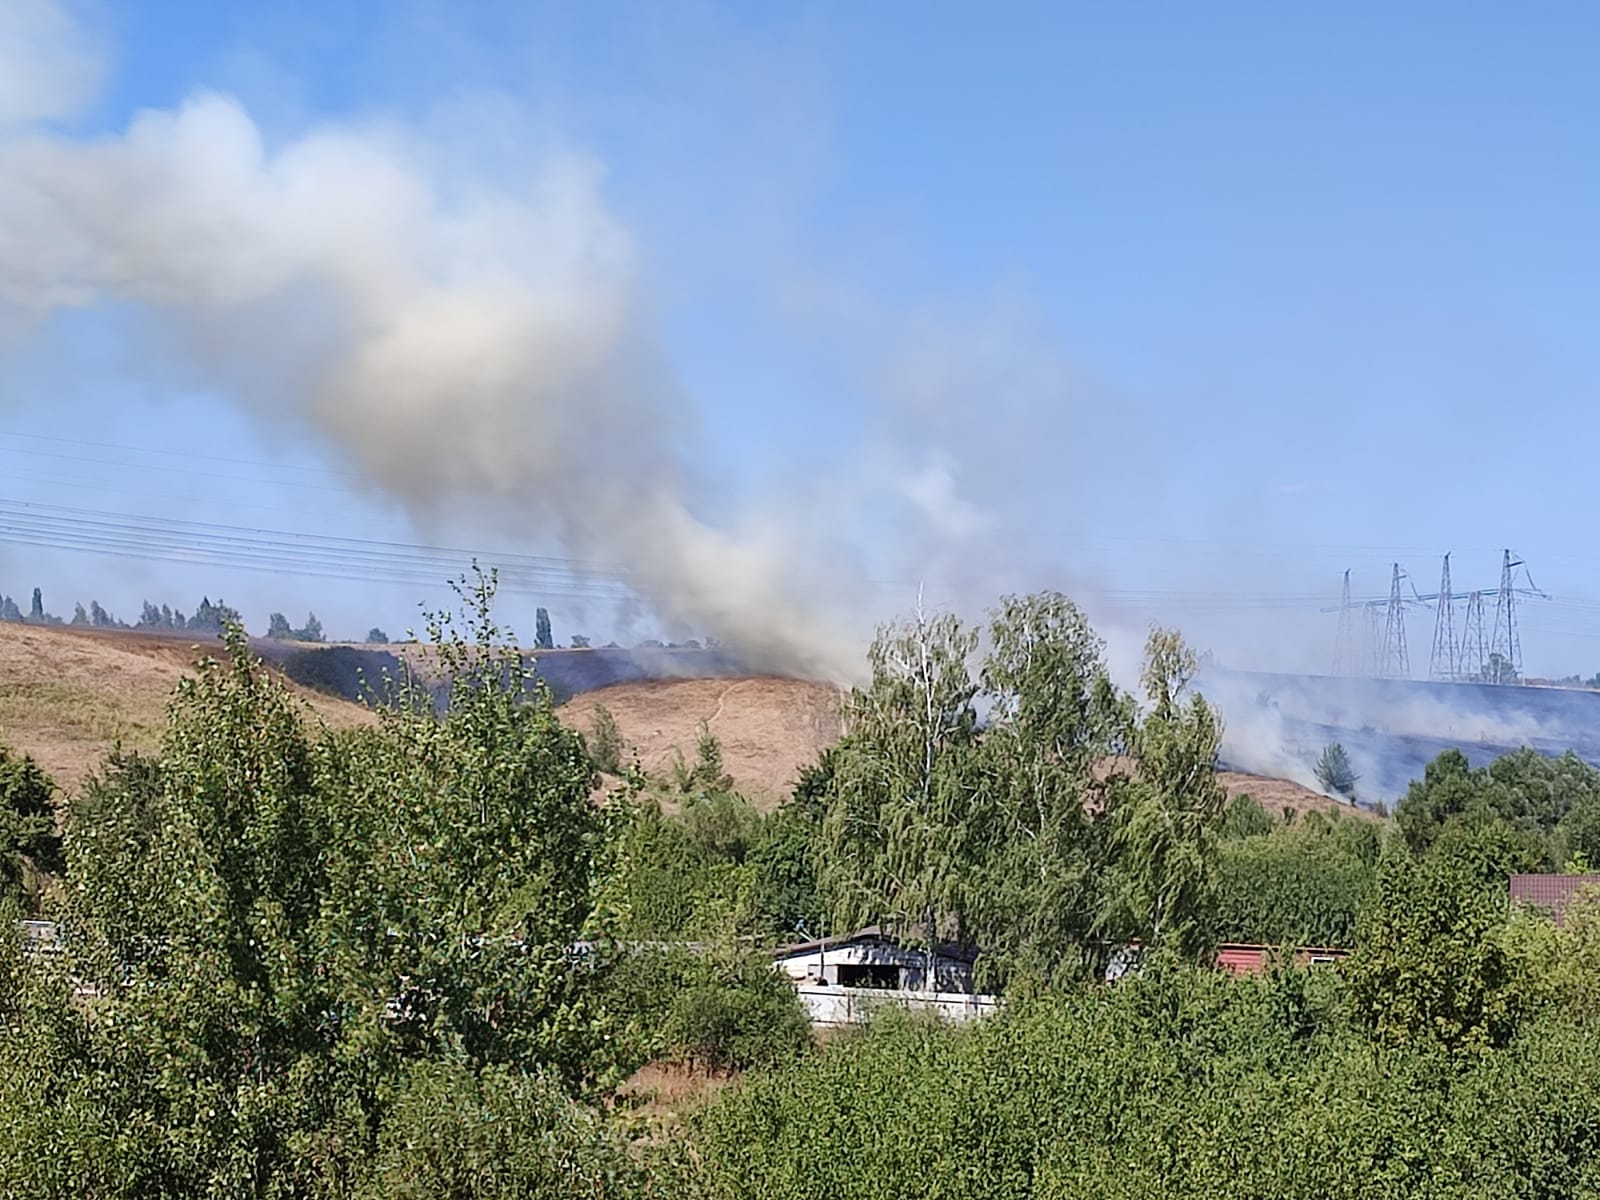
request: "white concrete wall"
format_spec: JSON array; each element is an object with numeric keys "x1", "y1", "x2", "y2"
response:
[{"x1": 794, "y1": 985, "x2": 1000, "y2": 1027}]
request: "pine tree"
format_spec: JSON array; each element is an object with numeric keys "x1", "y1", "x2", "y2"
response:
[{"x1": 1314, "y1": 743, "x2": 1359, "y2": 799}]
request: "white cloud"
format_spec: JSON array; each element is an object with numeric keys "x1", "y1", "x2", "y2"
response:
[{"x1": 0, "y1": 0, "x2": 103, "y2": 127}]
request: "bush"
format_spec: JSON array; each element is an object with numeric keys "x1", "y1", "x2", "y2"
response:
[
  {"x1": 363, "y1": 1061, "x2": 642, "y2": 1199},
  {"x1": 589, "y1": 703, "x2": 624, "y2": 774},
  {"x1": 0, "y1": 743, "x2": 62, "y2": 910},
  {"x1": 682, "y1": 967, "x2": 1600, "y2": 1200},
  {"x1": 663, "y1": 954, "x2": 810, "y2": 1073}
]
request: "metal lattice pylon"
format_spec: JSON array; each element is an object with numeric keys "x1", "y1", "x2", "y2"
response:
[
  {"x1": 1428, "y1": 553, "x2": 1457, "y2": 681},
  {"x1": 1491, "y1": 548, "x2": 1523, "y2": 683},
  {"x1": 1459, "y1": 590, "x2": 1487, "y2": 681},
  {"x1": 1333, "y1": 569, "x2": 1355, "y2": 675},
  {"x1": 1382, "y1": 562, "x2": 1410, "y2": 678}
]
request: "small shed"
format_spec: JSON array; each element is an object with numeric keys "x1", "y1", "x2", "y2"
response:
[
  {"x1": 1509, "y1": 874, "x2": 1600, "y2": 923},
  {"x1": 772, "y1": 926, "x2": 977, "y2": 994}
]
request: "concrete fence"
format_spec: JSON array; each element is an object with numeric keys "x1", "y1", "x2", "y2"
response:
[{"x1": 795, "y1": 985, "x2": 1001, "y2": 1027}]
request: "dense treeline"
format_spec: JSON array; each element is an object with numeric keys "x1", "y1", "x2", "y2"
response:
[
  {"x1": 7, "y1": 577, "x2": 1600, "y2": 1195},
  {"x1": 0, "y1": 588, "x2": 243, "y2": 633}
]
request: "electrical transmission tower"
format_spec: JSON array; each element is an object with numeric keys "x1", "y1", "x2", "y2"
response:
[
  {"x1": 1459, "y1": 591, "x2": 1487, "y2": 681},
  {"x1": 1490, "y1": 548, "x2": 1525, "y2": 684},
  {"x1": 1428, "y1": 553, "x2": 1457, "y2": 681},
  {"x1": 1382, "y1": 562, "x2": 1410, "y2": 678},
  {"x1": 1333, "y1": 569, "x2": 1355, "y2": 674}
]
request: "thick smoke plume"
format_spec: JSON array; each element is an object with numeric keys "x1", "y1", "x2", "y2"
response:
[{"x1": 0, "y1": 27, "x2": 863, "y2": 675}]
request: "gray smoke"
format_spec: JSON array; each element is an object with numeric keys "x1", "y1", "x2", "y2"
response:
[{"x1": 0, "y1": 33, "x2": 867, "y2": 675}]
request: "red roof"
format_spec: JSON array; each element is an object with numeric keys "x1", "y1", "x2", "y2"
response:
[{"x1": 1509, "y1": 874, "x2": 1600, "y2": 922}]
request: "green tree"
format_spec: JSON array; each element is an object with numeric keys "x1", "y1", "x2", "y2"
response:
[
  {"x1": 588, "y1": 703, "x2": 624, "y2": 774},
  {"x1": 0, "y1": 745, "x2": 62, "y2": 911},
  {"x1": 1314, "y1": 742, "x2": 1359, "y2": 799},
  {"x1": 366, "y1": 627, "x2": 389, "y2": 644},
  {"x1": 968, "y1": 592, "x2": 1133, "y2": 986},
  {"x1": 748, "y1": 752, "x2": 832, "y2": 939},
  {"x1": 1213, "y1": 809, "x2": 1381, "y2": 947},
  {"x1": 266, "y1": 611, "x2": 293, "y2": 639},
  {"x1": 1, "y1": 572, "x2": 631, "y2": 1192},
  {"x1": 1347, "y1": 849, "x2": 1528, "y2": 1055},
  {"x1": 691, "y1": 722, "x2": 733, "y2": 793},
  {"x1": 1098, "y1": 628, "x2": 1226, "y2": 960},
  {"x1": 28, "y1": 587, "x2": 42, "y2": 622},
  {"x1": 535, "y1": 606, "x2": 554, "y2": 651},
  {"x1": 70, "y1": 602, "x2": 89, "y2": 626},
  {"x1": 820, "y1": 606, "x2": 979, "y2": 986},
  {"x1": 361, "y1": 1061, "x2": 642, "y2": 1198}
]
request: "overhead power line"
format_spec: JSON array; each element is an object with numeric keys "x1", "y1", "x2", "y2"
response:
[{"x1": 0, "y1": 498, "x2": 636, "y2": 603}]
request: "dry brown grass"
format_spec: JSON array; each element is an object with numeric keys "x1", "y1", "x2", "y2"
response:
[
  {"x1": 561, "y1": 677, "x2": 844, "y2": 809},
  {"x1": 1217, "y1": 770, "x2": 1377, "y2": 822},
  {"x1": 0, "y1": 623, "x2": 373, "y2": 794},
  {"x1": 616, "y1": 1060, "x2": 740, "y2": 1130}
]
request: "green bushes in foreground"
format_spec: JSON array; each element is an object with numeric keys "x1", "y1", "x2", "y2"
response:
[{"x1": 684, "y1": 965, "x2": 1600, "y2": 1200}]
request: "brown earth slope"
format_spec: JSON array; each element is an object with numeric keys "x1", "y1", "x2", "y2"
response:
[
  {"x1": 0, "y1": 623, "x2": 374, "y2": 794},
  {"x1": 561, "y1": 677, "x2": 844, "y2": 807},
  {"x1": 1218, "y1": 771, "x2": 1376, "y2": 822}
]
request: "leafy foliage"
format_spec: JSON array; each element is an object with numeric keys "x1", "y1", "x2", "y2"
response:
[
  {"x1": 0, "y1": 744, "x2": 62, "y2": 911},
  {"x1": 661, "y1": 951, "x2": 810, "y2": 1073},
  {"x1": 1396, "y1": 746, "x2": 1600, "y2": 873},
  {"x1": 1314, "y1": 741, "x2": 1359, "y2": 798},
  {"x1": 1214, "y1": 809, "x2": 1381, "y2": 947},
  {"x1": 1347, "y1": 849, "x2": 1530, "y2": 1055},
  {"x1": 0, "y1": 573, "x2": 637, "y2": 1195},
  {"x1": 588, "y1": 702, "x2": 625, "y2": 774},
  {"x1": 1096, "y1": 628, "x2": 1226, "y2": 961},
  {"x1": 684, "y1": 966, "x2": 1600, "y2": 1200}
]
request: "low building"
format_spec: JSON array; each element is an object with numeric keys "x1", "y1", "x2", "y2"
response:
[
  {"x1": 772, "y1": 925, "x2": 976, "y2": 992},
  {"x1": 771, "y1": 927, "x2": 998, "y2": 1027},
  {"x1": 1509, "y1": 873, "x2": 1600, "y2": 923}
]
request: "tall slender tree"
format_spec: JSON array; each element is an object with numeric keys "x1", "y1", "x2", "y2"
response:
[{"x1": 820, "y1": 602, "x2": 979, "y2": 989}]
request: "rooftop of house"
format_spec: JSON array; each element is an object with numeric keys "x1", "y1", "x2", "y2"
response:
[
  {"x1": 1509, "y1": 874, "x2": 1600, "y2": 921},
  {"x1": 773, "y1": 926, "x2": 979, "y2": 965}
]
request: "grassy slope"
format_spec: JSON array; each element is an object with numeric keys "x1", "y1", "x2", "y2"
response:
[
  {"x1": 560, "y1": 677, "x2": 845, "y2": 809},
  {"x1": 0, "y1": 623, "x2": 374, "y2": 794}
]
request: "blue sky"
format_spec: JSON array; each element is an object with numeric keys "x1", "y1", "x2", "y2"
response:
[{"x1": 2, "y1": 1, "x2": 1599, "y2": 676}]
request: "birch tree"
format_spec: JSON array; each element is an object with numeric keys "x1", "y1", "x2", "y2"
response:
[
  {"x1": 970, "y1": 592, "x2": 1135, "y2": 984},
  {"x1": 1099, "y1": 627, "x2": 1226, "y2": 960},
  {"x1": 819, "y1": 603, "x2": 979, "y2": 989}
]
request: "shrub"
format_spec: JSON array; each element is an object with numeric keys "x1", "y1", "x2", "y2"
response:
[
  {"x1": 663, "y1": 954, "x2": 810, "y2": 1073},
  {"x1": 589, "y1": 703, "x2": 624, "y2": 774}
]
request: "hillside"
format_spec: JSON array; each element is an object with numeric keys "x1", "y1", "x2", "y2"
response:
[
  {"x1": 0, "y1": 623, "x2": 374, "y2": 794},
  {"x1": 560, "y1": 677, "x2": 845, "y2": 807},
  {"x1": 1217, "y1": 771, "x2": 1377, "y2": 822}
]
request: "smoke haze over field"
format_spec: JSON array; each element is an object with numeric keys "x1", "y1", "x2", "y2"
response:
[
  {"x1": 6, "y1": 1, "x2": 1600, "y2": 698},
  {"x1": 0, "y1": 76, "x2": 870, "y2": 674}
]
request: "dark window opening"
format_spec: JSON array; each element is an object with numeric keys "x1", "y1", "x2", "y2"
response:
[{"x1": 838, "y1": 963, "x2": 900, "y2": 989}]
